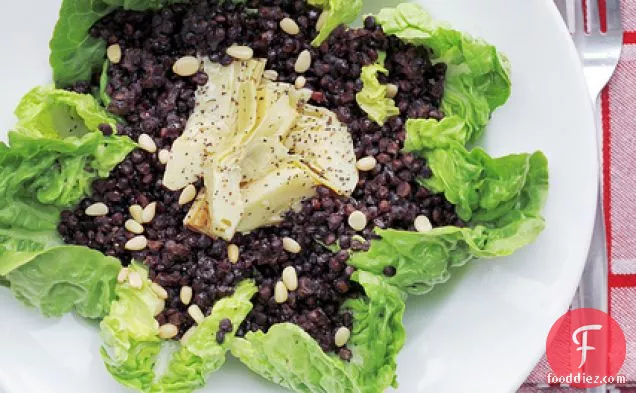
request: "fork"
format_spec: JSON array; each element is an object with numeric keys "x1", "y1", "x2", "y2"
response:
[{"x1": 558, "y1": 1, "x2": 622, "y2": 392}]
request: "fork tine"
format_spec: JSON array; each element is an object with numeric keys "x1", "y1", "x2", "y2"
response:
[
  {"x1": 586, "y1": 0, "x2": 601, "y2": 32},
  {"x1": 572, "y1": 0, "x2": 585, "y2": 34},
  {"x1": 605, "y1": 0, "x2": 622, "y2": 33}
]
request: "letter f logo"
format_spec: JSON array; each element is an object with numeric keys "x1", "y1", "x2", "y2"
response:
[{"x1": 572, "y1": 324, "x2": 603, "y2": 368}]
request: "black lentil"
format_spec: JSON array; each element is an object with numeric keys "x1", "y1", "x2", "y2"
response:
[{"x1": 58, "y1": 0, "x2": 463, "y2": 357}]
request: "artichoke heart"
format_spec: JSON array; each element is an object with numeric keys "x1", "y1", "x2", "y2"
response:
[{"x1": 164, "y1": 58, "x2": 358, "y2": 240}]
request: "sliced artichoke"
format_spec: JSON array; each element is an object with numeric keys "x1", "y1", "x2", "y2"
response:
[
  {"x1": 165, "y1": 58, "x2": 358, "y2": 240},
  {"x1": 237, "y1": 162, "x2": 320, "y2": 233}
]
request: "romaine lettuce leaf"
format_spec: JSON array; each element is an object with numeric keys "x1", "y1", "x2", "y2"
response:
[
  {"x1": 356, "y1": 52, "x2": 400, "y2": 126},
  {"x1": 349, "y1": 211, "x2": 545, "y2": 295},
  {"x1": 2, "y1": 246, "x2": 121, "y2": 318},
  {"x1": 100, "y1": 60, "x2": 112, "y2": 106},
  {"x1": 376, "y1": 3, "x2": 511, "y2": 143},
  {"x1": 4, "y1": 86, "x2": 134, "y2": 208},
  {"x1": 363, "y1": 4, "x2": 547, "y2": 296},
  {"x1": 231, "y1": 271, "x2": 407, "y2": 393},
  {"x1": 0, "y1": 87, "x2": 134, "y2": 315},
  {"x1": 101, "y1": 0, "x2": 187, "y2": 11},
  {"x1": 101, "y1": 263, "x2": 163, "y2": 392},
  {"x1": 404, "y1": 116, "x2": 471, "y2": 152},
  {"x1": 152, "y1": 280, "x2": 257, "y2": 393},
  {"x1": 232, "y1": 323, "x2": 361, "y2": 393},
  {"x1": 413, "y1": 140, "x2": 548, "y2": 225},
  {"x1": 15, "y1": 85, "x2": 118, "y2": 139},
  {"x1": 309, "y1": 0, "x2": 363, "y2": 46},
  {"x1": 0, "y1": 86, "x2": 134, "y2": 247},
  {"x1": 100, "y1": 270, "x2": 257, "y2": 393},
  {"x1": 350, "y1": 144, "x2": 547, "y2": 294},
  {"x1": 343, "y1": 271, "x2": 406, "y2": 393},
  {"x1": 50, "y1": 0, "x2": 188, "y2": 86},
  {"x1": 49, "y1": 0, "x2": 116, "y2": 87}
]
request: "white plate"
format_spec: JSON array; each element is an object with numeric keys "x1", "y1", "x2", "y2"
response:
[{"x1": 0, "y1": 0, "x2": 597, "y2": 392}]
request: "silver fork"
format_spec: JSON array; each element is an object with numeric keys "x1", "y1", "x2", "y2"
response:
[{"x1": 558, "y1": 1, "x2": 622, "y2": 392}]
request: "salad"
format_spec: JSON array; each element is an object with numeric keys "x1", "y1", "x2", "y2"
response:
[{"x1": 0, "y1": 0, "x2": 549, "y2": 392}]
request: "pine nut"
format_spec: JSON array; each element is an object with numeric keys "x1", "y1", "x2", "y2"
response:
[
  {"x1": 263, "y1": 70, "x2": 279, "y2": 80},
  {"x1": 188, "y1": 304, "x2": 205, "y2": 324},
  {"x1": 129, "y1": 204, "x2": 144, "y2": 223},
  {"x1": 180, "y1": 286, "x2": 193, "y2": 305},
  {"x1": 386, "y1": 83, "x2": 399, "y2": 99},
  {"x1": 137, "y1": 134, "x2": 157, "y2": 153},
  {"x1": 117, "y1": 267, "x2": 129, "y2": 284},
  {"x1": 154, "y1": 300, "x2": 165, "y2": 316},
  {"x1": 179, "y1": 185, "x2": 197, "y2": 205},
  {"x1": 106, "y1": 44, "x2": 122, "y2": 64},
  {"x1": 158, "y1": 149, "x2": 171, "y2": 165},
  {"x1": 334, "y1": 326, "x2": 351, "y2": 347},
  {"x1": 280, "y1": 17, "x2": 300, "y2": 35},
  {"x1": 142, "y1": 202, "x2": 157, "y2": 223},
  {"x1": 85, "y1": 202, "x2": 108, "y2": 217},
  {"x1": 226, "y1": 45, "x2": 254, "y2": 60},
  {"x1": 282, "y1": 237, "x2": 302, "y2": 254},
  {"x1": 414, "y1": 215, "x2": 433, "y2": 233},
  {"x1": 274, "y1": 281, "x2": 288, "y2": 304},
  {"x1": 173, "y1": 56, "x2": 200, "y2": 77},
  {"x1": 294, "y1": 50, "x2": 312, "y2": 74},
  {"x1": 125, "y1": 235, "x2": 148, "y2": 251},
  {"x1": 295, "y1": 76, "x2": 306, "y2": 89},
  {"x1": 125, "y1": 219, "x2": 144, "y2": 234},
  {"x1": 151, "y1": 283, "x2": 168, "y2": 300},
  {"x1": 138, "y1": 133, "x2": 157, "y2": 153},
  {"x1": 127, "y1": 271, "x2": 143, "y2": 289},
  {"x1": 316, "y1": 10, "x2": 329, "y2": 31},
  {"x1": 356, "y1": 156, "x2": 377, "y2": 172},
  {"x1": 181, "y1": 326, "x2": 197, "y2": 344},
  {"x1": 228, "y1": 244, "x2": 239, "y2": 264},
  {"x1": 348, "y1": 210, "x2": 367, "y2": 232},
  {"x1": 282, "y1": 266, "x2": 298, "y2": 291},
  {"x1": 158, "y1": 323, "x2": 179, "y2": 339}
]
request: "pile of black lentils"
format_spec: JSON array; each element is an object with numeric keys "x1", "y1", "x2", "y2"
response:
[{"x1": 58, "y1": 0, "x2": 462, "y2": 359}]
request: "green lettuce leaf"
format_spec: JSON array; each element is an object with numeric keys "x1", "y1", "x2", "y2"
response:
[
  {"x1": 14, "y1": 85, "x2": 117, "y2": 140},
  {"x1": 49, "y1": 0, "x2": 116, "y2": 87},
  {"x1": 0, "y1": 87, "x2": 134, "y2": 312},
  {"x1": 152, "y1": 280, "x2": 257, "y2": 393},
  {"x1": 101, "y1": 263, "x2": 163, "y2": 392},
  {"x1": 101, "y1": 0, "x2": 188, "y2": 11},
  {"x1": 356, "y1": 52, "x2": 400, "y2": 126},
  {"x1": 351, "y1": 134, "x2": 548, "y2": 295},
  {"x1": 0, "y1": 86, "x2": 134, "y2": 259},
  {"x1": 376, "y1": 3, "x2": 511, "y2": 143},
  {"x1": 231, "y1": 324, "x2": 360, "y2": 393},
  {"x1": 309, "y1": 0, "x2": 363, "y2": 46},
  {"x1": 2, "y1": 246, "x2": 120, "y2": 318},
  {"x1": 343, "y1": 271, "x2": 406, "y2": 393},
  {"x1": 404, "y1": 116, "x2": 471, "y2": 152},
  {"x1": 101, "y1": 270, "x2": 257, "y2": 393},
  {"x1": 10, "y1": 86, "x2": 133, "y2": 181},
  {"x1": 366, "y1": 3, "x2": 547, "y2": 295},
  {"x1": 231, "y1": 271, "x2": 407, "y2": 393},
  {"x1": 50, "y1": 0, "x2": 189, "y2": 86},
  {"x1": 420, "y1": 146, "x2": 548, "y2": 224},
  {"x1": 365, "y1": 117, "x2": 549, "y2": 294},
  {"x1": 100, "y1": 60, "x2": 112, "y2": 106},
  {"x1": 349, "y1": 212, "x2": 545, "y2": 295}
]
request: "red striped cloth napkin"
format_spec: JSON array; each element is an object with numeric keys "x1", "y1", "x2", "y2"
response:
[{"x1": 519, "y1": 1, "x2": 636, "y2": 391}]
